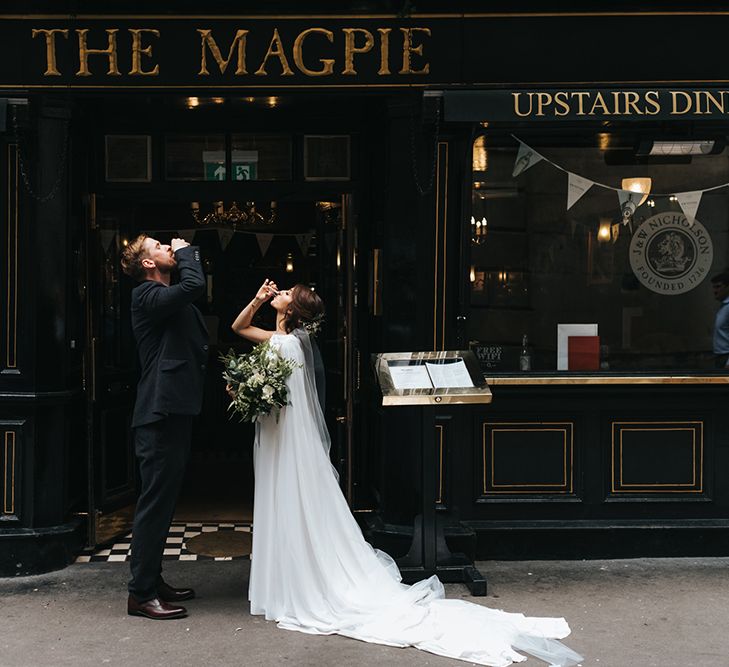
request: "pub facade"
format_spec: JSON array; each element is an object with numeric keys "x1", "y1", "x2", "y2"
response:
[{"x1": 2, "y1": 3, "x2": 729, "y2": 575}]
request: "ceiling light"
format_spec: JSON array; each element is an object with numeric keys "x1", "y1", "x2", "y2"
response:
[
  {"x1": 621, "y1": 177, "x2": 652, "y2": 206},
  {"x1": 597, "y1": 221, "x2": 612, "y2": 243},
  {"x1": 637, "y1": 139, "x2": 725, "y2": 157},
  {"x1": 649, "y1": 140, "x2": 715, "y2": 156}
]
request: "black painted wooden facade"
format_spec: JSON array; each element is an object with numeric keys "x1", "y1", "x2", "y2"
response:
[{"x1": 2, "y1": 3, "x2": 729, "y2": 575}]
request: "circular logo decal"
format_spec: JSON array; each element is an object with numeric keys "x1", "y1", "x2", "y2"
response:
[{"x1": 629, "y1": 213, "x2": 713, "y2": 294}]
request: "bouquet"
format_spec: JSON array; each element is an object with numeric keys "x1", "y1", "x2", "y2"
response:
[{"x1": 220, "y1": 340, "x2": 300, "y2": 423}]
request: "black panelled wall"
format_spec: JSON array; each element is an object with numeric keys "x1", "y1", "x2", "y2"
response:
[{"x1": 0, "y1": 98, "x2": 85, "y2": 576}]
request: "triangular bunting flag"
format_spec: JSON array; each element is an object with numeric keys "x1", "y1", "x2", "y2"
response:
[
  {"x1": 567, "y1": 173, "x2": 594, "y2": 210},
  {"x1": 512, "y1": 141, "x2": 544, "y2": 177},
  {"x1": 99, "y1": 230, "x2": 116, "y2": 253},
  {"x1": 179, "y1": 229, "x2": 198, "y2": 244},
  {"x1": 675, "y1": 191, "x2": 703, "y2": 226},
  {"x1": 256, "y1": 233, "x2": 274, "y2": 257},
  {"x1": 617, "y1": 190, "x2": 640, "y2": 224},
  {"x1": 218, "y1": 229, "x2": 235, "y2": 251},
  {"x1": 296, "y1": 232, "x2": 315, "y2": 256}
]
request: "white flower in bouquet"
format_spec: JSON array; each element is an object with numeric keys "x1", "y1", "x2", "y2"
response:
[{"x1": 220, "y1": 340, "x2": 300, "y2": 423}]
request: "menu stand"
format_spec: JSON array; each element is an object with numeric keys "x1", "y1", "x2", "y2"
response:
[{"x1": 373, "y1": 351, "x2": 493, "y2": 596}]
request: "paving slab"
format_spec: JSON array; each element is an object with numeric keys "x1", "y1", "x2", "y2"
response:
[{"x1": 1, "y1": 557, "x2": 728, "y2": 667}]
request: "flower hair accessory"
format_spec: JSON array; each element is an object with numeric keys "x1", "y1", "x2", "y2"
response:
[{"x1": 302, "y1": 312, "x2": 325, "y2": 336}]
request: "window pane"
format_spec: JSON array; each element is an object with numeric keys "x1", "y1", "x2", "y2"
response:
[
  {"x1": 304, "y1": 135, "x2": 350, "y2": 181},
  {"x1": 230, "y1": 134, "x2": 292, "y2": 181},
  {"x1": 468, "y1": 132, "x2": 729, "y2": 373},
  {"x1": 165, "y1": 134, "x2": 226, "y2": 181}
]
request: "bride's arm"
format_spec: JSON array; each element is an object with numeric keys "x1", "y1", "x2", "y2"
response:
[{"x1": 231, "y1": 280, "x2": 276, "y2": 343}]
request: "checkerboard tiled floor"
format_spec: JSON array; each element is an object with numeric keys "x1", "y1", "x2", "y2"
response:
[{"x1": 75, "y1": 522, "x2": 252, "y2": 564}]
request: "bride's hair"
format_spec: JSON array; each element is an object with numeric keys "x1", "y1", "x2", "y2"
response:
[{"x1": 283, "y1": 284, "x2": 324, "y2": 334}]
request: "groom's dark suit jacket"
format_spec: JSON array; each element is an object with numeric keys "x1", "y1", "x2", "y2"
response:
[{"x1": 130, "y1": 245, "x2": 209, "y2": 428}]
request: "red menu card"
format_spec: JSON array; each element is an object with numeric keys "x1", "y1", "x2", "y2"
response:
[{"x1": 568, "y1": 336, "x2": 600, "y2": 370}]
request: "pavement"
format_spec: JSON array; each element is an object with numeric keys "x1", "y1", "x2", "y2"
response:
[{"x1": 1, "y1": 557, "x2": 728, "y2": 667}]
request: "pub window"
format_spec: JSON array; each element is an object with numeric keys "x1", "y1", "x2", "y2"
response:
[
  {"x1": 230, "y1": 134, "x2": 292, "y2": 181},
  {"x1": 105, "y1": 135, "x2": 151, "y2": 182},
  {"x1": 165, "y1": 134, "x2": 226, "y2": 181},
  {"x1": 304, "y1": 135, "x2": 351, "y2": 181},
  {"x1": 468, "y1": 130, "x2": 729, "y2": 373}
]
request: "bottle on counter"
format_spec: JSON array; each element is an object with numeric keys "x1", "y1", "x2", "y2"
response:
[{"x1": 519, "y1": 334, "x2": 531, "y2": 371}]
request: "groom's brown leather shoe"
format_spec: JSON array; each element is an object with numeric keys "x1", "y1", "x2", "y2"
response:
[
  {"x1": 127, "y1": 595, "x2": 187, "y2": 620},
  {"x1": 157, "y1": 579, "x2": 196, "y2": 603}
]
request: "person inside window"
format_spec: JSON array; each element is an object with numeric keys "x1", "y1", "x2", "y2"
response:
[{"x1": 711, "y1": 270, "x2": 729, "y2": 369}]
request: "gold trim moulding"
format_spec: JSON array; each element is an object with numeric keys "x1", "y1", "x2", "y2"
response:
[
  {"x1": 484, "y1": 375, "x2": 729, "y2": 386},
  {"x1": 9, "y1": 11, "x2": 729, "y2": 19},
  {"x1": 383, "y1": 391, "x2": 492, "y2": 406}
]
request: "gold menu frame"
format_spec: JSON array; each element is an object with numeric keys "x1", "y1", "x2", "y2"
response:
[{"x1": 374, "y1": 350, "x2": 493, "y2": 406}]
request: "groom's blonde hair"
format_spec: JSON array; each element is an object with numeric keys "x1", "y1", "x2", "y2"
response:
[{"x1": 120, "y1": 234, "x2": 149, "y2": 282}]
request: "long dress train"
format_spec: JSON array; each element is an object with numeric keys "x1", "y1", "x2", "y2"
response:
[{"x1": 248, "y1": 330, "x2": 583, "y2": 667}]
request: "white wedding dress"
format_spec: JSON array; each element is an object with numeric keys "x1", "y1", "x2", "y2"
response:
[{"x1": 249, "y1": 330, "x2": 583, "y2": 667}]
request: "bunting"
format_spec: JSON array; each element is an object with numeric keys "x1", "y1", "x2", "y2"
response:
[
  {"x1": 674, "y1": 191, "x2": 703, "y2": 227},
  {"x1": 218, "y1": 229, "x2": 235, "y2": 250},
  {"x1": 255, "y1": 233, "x2": 274, "y2": 257},
  {"x1": 616, "y1": 190, "x2": 641, "y2": 225},
  {"x1": 512, "y1": 141, "x2": 544, "y2": 177},
  {"x1": 566, "y1": 173, "x2": 594, "y2": 210},
  {"x1": 296, "y1": 232, "x2": 315, "y2": 256},
  {"x1": 99, "y1": 230, "x2": 117, "y2": 254},
  {"x1": 510, "y1": 136, "x2": 727, "y2": 224}
]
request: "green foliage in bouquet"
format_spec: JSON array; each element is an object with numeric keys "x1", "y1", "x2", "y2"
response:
[{"x1": 220, "y1": 340, "x2": 300, "y2": 423}]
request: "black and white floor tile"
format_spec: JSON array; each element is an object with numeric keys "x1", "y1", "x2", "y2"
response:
[{"x1": 75, "y1": 522, "x2": 252, "y2": 564}]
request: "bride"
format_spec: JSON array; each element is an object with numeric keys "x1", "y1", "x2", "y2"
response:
[{"x1": 231, "y1": 280, "x2": 583, "y2": 667}]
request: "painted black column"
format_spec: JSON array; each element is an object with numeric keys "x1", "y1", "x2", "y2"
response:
[{"x1": 0, "y1": 96, "x2": 84, "y2": 576}]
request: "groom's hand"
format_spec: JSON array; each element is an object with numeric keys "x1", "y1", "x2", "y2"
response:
[{"x1": 171, "y1": 237, "x2": 190, "y2": 253}]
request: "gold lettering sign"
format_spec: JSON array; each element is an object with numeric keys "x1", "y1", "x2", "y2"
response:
[
  {"x1": 30, "y1": 23, "x2": 432, "y2": 81},
  {"x1": 292, "y1": 28, "x2": 335, "y2": 77},
  {"x1": 377, "y1": 28, "x2": 391, "y2": 76},
  {"x1": 512, "y1": 89, "x2": 729, "y2": 119},
  {"x1": 342, "y1": 28, "x2": 374, "y2": 75},
  {"x1": 198, "y1": 29, "x2": 249, "y2": 76},
  {"x1": 399, "y1": 27, "x2": 430, "y2": 75},
  {"x1": 129, "y1": 28, "x2": 160, "y2": 76},
  {"x1": 76, "y1": 28, "x2": 120, "y2": 77},
  {"x1": 255, "y1": 28, "x2": 294, "y2": 76},
  {"x1": 31, "y1": 28, "x2": 69, "y2": 76}
]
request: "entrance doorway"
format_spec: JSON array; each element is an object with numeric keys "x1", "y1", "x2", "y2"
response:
[{"x1": 83, "y1": 194, "x2": 358, "y2": 545}]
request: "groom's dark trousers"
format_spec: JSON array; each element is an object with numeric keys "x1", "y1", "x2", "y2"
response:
[{"x1": 128, "y1": 246, "x2": 208, "y2": 602}]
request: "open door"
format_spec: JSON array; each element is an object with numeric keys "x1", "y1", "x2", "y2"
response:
[
  {"x1": 317, "y1": 195, "x2": 358, "y2": 504},
  {"x1": 83, "y1": 195, "x2": 137, "y2": 546}
]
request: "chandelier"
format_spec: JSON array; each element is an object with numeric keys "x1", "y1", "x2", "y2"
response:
[
  {"x1": 190, "y1": 201, "x2": 277, "y2": 226},
  {"x1": 470, "y1": 216, "x2": 488, "y2": 245}
]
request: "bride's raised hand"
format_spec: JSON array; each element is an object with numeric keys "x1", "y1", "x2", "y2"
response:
[{"x1": 255, "y1": 279, "x2": 278, "y2": 303}]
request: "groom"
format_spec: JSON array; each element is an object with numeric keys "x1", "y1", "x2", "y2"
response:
[{"x1": 120, "y1": 234, "x2": 209, "y2": 620}]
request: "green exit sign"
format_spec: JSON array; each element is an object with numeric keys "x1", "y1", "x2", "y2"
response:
[
  {"x1": 234, "y1": 163, "x2": 257, "y2": 180},
  {"x1": 203, "y1": 149, "x2": 258, "y2": 181},
  {"x1": 205, "y1": 162, "x2": 226, "y2": 181}
]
